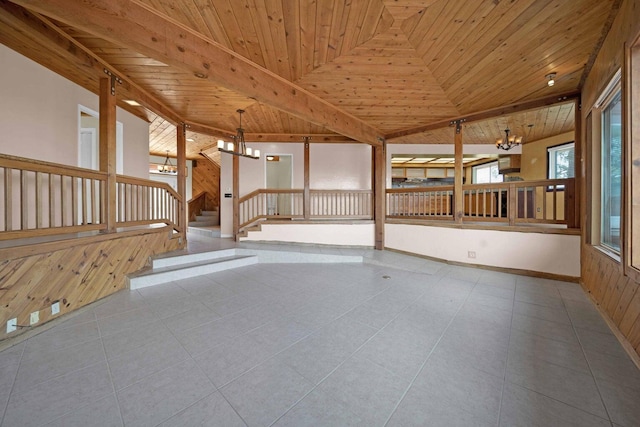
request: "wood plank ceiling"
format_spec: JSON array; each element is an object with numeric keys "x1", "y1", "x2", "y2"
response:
[{"x1": 0, "y1": 0, "x2": 617, "y2": 159}]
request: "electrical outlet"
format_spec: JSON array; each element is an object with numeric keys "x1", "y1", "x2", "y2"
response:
[
  {"x1": 468, "y1": 251, "x2": 476, "y2": 259},
  {"x1": 51, "y1": 302, "x2": 60, "y2": 315},
  {"x1": 6, "y1": 318, "x2": 17, "y2": 334},
  {"x1": 30, "y1": 311, "x2": 39, "y2": 325}
]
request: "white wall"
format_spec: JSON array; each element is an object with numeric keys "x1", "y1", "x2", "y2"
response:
[
  {"x1": 241, "y1": 223, "x2": 375, "y2": 246},
  {"x1": 0, "y1": 45, "x2": 150, "y2": 178},
  {"x1": 386, "y1": 224, "x2": 580, "y2": 277},
  {"x1": 310, "y1": 144, "x2": 371, "y2": 189}
]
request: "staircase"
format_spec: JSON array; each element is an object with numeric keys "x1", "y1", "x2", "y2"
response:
[
  {"x1": 188, "y1": 208, "x2": 219, "y2": 227},
  {"x1": 128, "y1": 249, "x2": 258, "y2": 289},
  {"x1": 127, "y1": 248, "x2": 363, "y2": 290}
]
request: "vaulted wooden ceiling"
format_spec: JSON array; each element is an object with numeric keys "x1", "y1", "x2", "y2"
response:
[{"x1": 0, "y1": 0, "x2": 618, "y2": 159}]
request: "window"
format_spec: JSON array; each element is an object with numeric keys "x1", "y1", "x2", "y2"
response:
[
  {"x1": 473, "y1": 161, "x2": 503, "y2": 184},
  {"x1": 548, "y1": 142, "x2": 575, "y2": 179},
  {"x1": 600, "y1": 90, "x2": 622, "y2": 253}
]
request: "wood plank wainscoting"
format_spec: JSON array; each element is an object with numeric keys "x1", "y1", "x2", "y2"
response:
[
  {"x1": 582, "y1": 246, "x2": 640, "y2": 357},
  {"x1": 0, "y1": 228, "x2": 181, "y2": 341},
  {"x1": 192, "y1": 156, "x2": 220, "y2": 213}
]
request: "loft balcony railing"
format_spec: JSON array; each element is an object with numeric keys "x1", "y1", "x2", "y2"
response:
[
  {"x1": 0, "y1": 153, "x2": 182, "y2": 241},
  {"x1": 239, "y1": 189, "x2": 373, "y2": 230},
  {"x1": 386, "y1": 179, "x2": 577, "y2": 229}
]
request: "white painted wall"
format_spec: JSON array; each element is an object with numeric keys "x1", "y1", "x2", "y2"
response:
[
  {"x1": 0, "y1": 45, "x2": 149, "y2": 178},
  {"x1": 310, "y1": 144, "x2": 371, "y2": 189},
  {"x1": 241, "y1": 223, "x2": 375, "y2": 246},
  {"x1": 385, "y1": 223, "x2": 580, "y2": 277}
]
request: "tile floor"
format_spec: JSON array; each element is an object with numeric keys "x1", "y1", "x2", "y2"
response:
[{"x1": 1, "y1": 235, "x2": 640, "y2": 426}]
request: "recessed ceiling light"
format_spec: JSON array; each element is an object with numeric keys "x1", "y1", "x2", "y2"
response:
[
  {"x1": 186, "y1": 138, "x2": 194, "y2": 142},
  {"x1": 123, "y1": 99, "x2": 142, "y2": 106}
]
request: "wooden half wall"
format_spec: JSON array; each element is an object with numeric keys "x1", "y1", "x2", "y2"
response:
[
  {"x1": 192, "y1": 158, "x2": 220, "y2": 212},
  {"x1": 0, "y1": 228, "x2": 182, "y2": 341},
  {"x1": 580, "y1": 0, "x2": 640, "y2": 359}
]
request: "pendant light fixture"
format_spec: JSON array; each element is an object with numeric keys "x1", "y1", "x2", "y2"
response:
[{"x1": 217, "y1": 109, "x2": 260, "y2": 159}]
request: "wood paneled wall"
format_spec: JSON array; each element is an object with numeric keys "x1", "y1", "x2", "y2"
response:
[
  {"x1": 582, "y1": 246, "x2": 640, "y2": 354},
  {"x1": 0, "y1": 228, "x2": 182, "y2": 341},
  {"x1": 581, "y1": 0, "x2": 640, "y2": 359},
  {"x1": 192, "y1": 159, "x2": 220, "y2": 212}
]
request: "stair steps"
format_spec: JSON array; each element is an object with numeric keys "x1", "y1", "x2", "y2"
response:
[
  {"x1": 127, "y1": 247, "x2": 363, "y2": 290},
  {"x1": 188, "y1": 209, "x2": 219, "y2": 227},
  {"x1": 128, "y1": 249, "x2": 257, "y2": 289}
]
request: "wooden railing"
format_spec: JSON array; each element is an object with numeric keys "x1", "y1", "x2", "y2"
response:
[
  {"x1": 0, "y1": 153, "x2": 182, "y2": 240},
  {"x1": 310, "y1": 190, "x2": 373, "y2": 219},
  {"x1": 116, "y1": 175, "x2": 181, "y2": 229},
  {"x1": 386, "y1": 179, "x2": 577, "y2": 228},
  {"x1": 387, "y1": 186, "x2": 454, "y2": 219},
  {"x1": 239, "y1": 188, "x2": 373, "y2": 229},
  {"x1": 188, "y1": 191, "x2": 207, "y2": 222}
]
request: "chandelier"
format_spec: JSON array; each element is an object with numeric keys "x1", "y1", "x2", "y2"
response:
[
  {"x1": 495, "y1": 128, "x2": 523, "y2": 151},
  {"x1": 157, "y1": 150, "x2": 177, "y2": 174},
  {"x1": 217, "y1": 109, "x2": 260, "y2": 159}
]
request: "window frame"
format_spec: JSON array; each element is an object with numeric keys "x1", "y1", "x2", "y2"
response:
[
  {"x1": 591, "y1": 69, "x2": 623, "y2": 259},
  {"x1": 547, "y1": 141, "x2": 575, "y2": 180},
  {"x1": 625, "y1": 36, "x2": 640, "y2": 278}
]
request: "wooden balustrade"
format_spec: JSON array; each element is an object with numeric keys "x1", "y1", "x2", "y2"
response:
[
  {"x1": 116, "y1": 175, "x2": 182, "y2": 229},
  {"x1": 462, "y1": 179, "x2": 576, "y2": 226},
  {"x1": 310, "y1": 190, "x2": 373, "y2": 219},
  {"x1": 0, "y1": 153, "x2": 182, "y2": 240},
  {"x1": 387, "y1": 186, "x2": 454, "y2": 219},
  {"x1": 387, "y1": 179, "x2": 577, "y2": 229},
  {"x1": 188, "y1": 191, "x2": 208, "y2": 222},
  {"x1": 239, "y1": 188, "x2": 373, "y2": 229}
]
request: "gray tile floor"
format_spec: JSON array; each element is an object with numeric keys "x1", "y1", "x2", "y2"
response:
[{"x1": 1, "y1": 235, "x2": 640, "y2": 426}]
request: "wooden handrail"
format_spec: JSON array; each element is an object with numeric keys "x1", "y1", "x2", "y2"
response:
[
  {"x1": 0, "y1": 153, "x2": 107, "y2": 179},
  {"x1": 1, "y1": 154, "x2": 183, "y2": 240},
  {"x1": 386, "y1": 178, "x2": 577, "y2": 229},
  {"x1": 386, "y1": 185, "x2": 454, "y2": 193},
  {"x1": 116, "y1": 174, "x2": 180, "y2": 200},
  {"x1": 187, "y1": 191, "x2": 207, "y2": 222},
  {"x1": 238, "y1": 188, "x2": 373, "y2": 231},
  {"x1": 188, "y1": 191, "x2": 207, "y2": 204}
]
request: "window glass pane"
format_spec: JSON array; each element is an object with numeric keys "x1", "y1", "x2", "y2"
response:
[
  {"x1": 473, "y1": 161, "x2": 503, "y2": 184},
  {"x1": 548, "y1": 143, "x2": 575, "y2": 179},
  {"x1": 601, "y1": 91, "x2": 622, "y2": 252}
]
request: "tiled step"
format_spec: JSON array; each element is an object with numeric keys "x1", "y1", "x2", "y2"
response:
[
  {"x1": 128, "y1": 247, "x2": 363, "y2": 290},
  {"x1": 128, "y1": 252, "x2": 258, "y2": 289},
  {"x1": 188, "y1": 219, "x2": 218, "y2": 227},
  {"x1": 187, "y1": 226, "x2": 221, "y2": 238}
]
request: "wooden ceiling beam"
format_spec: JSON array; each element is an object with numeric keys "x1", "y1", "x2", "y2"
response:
[
  {"x1": 12, "y1": 0, "x2": 383, "y2": 146},
  {"x1": 0, "y1": 0, "x2": 183, "y2": 125},
  {"x1": 186, "y1": 121, "x2": 355, "y2": 146},
  {"x1": 385, "y1": 91, "x2": 581, "y2": 141}
]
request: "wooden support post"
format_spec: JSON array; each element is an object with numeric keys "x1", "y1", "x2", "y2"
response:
[
  {"x1": 453, "y1": 120, "x2": 464, "y2": 223},
  {"x1": 374, "y1": 141, "x2": 386, "y2": 250},
  {"x1": 232, "y1": 154, "x2": 239, "y2": 241},
  {"x1": 303, "y1": 137, "x2": 310, "y2": 220},
  {"x1": 99, "y1": 75, "x2": 117, "y2": 232},
  {"x1": 177, "y1": 123, "x2": 187, "y2": 242},
  {"x1": 508, "y1": 183, "x2": 517, "y2": 226},
  {"x1": 573, "y1": 97, "x2": 582, "y2": 230}
]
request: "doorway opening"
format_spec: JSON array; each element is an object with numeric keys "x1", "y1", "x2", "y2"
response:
[{"x1": 266, "y1": 154, "x2": 293, "y2": 215}]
